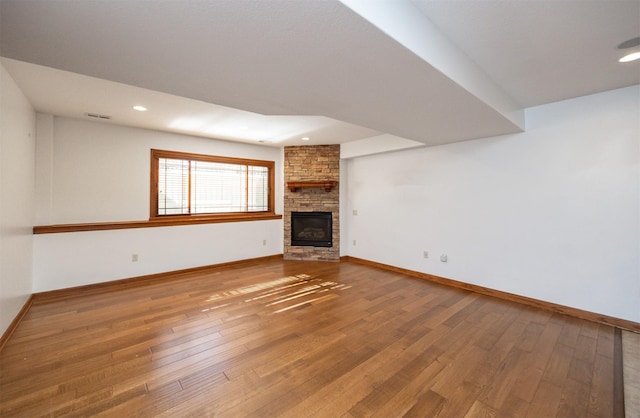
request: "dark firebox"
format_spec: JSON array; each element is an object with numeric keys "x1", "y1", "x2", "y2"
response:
[{"x1": 291, "y1": 212, "x2": 332, "y2": 247}]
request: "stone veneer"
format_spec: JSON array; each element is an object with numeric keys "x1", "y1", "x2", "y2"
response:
[{"x1": 283, "y1": 145, "x2": 340, "y2": 261}]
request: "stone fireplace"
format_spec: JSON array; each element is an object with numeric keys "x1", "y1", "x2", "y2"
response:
[{"x1": 284, "y1": 145, "x2": 340, "y2": 261}]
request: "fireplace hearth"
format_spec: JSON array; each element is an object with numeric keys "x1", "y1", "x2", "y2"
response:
[{"x1": 291, "y1": 212, "x2": 332, "y2": 247}]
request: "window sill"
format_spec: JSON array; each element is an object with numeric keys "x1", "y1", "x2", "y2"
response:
[{"x1": 33, "y1": 213, "x2": 283, "y2": 234}]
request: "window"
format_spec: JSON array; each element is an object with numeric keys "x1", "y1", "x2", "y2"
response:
[{"x1": 150, "y1": 149, "x2": 275, "y2": 219}]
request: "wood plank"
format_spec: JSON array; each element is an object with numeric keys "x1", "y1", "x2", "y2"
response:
[
  {"x1": 588, "y1": 353, "x2": 615, "y2": 418},
  {"x1": 510, "y1": 320, "x2": 563, "y2": 402},
  {"x1": 557, "y1": 377, "x2": 591, "y2": 417},
  {"x1": 525, "y1": 380, "x2": 563, "y2": 418},
  {"x1": 463, "y1": 400, "x2": 497, "y2": 418}
]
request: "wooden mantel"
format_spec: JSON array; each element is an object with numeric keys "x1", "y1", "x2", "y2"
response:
[{"x1": 286, "y1": 181, "x2": 337, "y2": 193}]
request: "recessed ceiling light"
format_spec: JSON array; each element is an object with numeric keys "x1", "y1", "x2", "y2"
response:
[
  {"x1": 301, "y1": 137, "x2": 310, "y2": 141},
  {"x1": 617, "y1": 37, "x2": 640, "y2": 63},
  {"x1": 133, "y1": 105, "x2": 147, "y2": 111},
  {"x1": 619, "y1": 51, "x2": 640, "y2": 63}
]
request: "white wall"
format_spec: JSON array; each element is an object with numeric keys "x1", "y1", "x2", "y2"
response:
[
  {"x1": 345, "y1": 86, "x2": 640, "y2": 322},
  {"x1": 33, "y1": 116, "x2": 283, "y2": 292},
  {"x1": 0, "y1": 63, "x2": 36, "y2": 335},
  {"x1": 33, "y1": 221, "x2": 282, "y2": 291}
]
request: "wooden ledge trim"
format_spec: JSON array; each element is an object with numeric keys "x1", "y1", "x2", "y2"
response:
[
  {"x1": 0, "y1": 295, "x2": 33, "y2": 354},
  {"x1": 342, "y1": 256, "x2": 640, "y2": 333},
  {"x1": 287, "y1": 181, "x2": 337, "y2": 192},
  {"x1": 33, "y1": 213, "x2": 283, "y2": 234},
  {"x1": 32, "y1": 254, "x2": 284, "y2": 304}
]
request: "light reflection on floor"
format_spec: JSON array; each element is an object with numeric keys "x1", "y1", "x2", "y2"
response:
[{"x1": 201, "y1": 274, "x2": 351, "y2": 314}]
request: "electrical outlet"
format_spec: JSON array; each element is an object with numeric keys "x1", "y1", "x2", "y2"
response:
[
  {"x1": 353, "y1": 209, "x2": 358, "y2": 216},
  {"x1": 423, "y1": 251, "x2": 429, "y2": 259},
  {"x1": 262, "y1": 239, "x2": 267, "y2": 246},
  {"x1": 440, "y1": 254, "x2": 448, "y2": 262},
  {"x1": 353, "y1": 240, "x2": 356, "y2": 246},
  {"x1": 131, "y1": 254, "x2": 139, "y2": 262}
]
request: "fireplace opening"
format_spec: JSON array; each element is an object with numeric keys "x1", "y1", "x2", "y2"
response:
[{"x1": 291, "y1": 212, "x2": 332, "y2": 247}]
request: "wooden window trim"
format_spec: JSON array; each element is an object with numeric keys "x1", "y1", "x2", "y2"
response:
[{"x1": 150, "y1": 149, "x2": 276, "y2": 220}]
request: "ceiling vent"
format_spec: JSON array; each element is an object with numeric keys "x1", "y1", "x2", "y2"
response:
[{"x1": 85, "y1": 112, "x2": 112, "y2": 120}]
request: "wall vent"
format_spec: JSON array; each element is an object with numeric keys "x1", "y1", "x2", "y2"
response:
[{"x1": 85, "y1": 113, "x2": 112, "y2": 120}]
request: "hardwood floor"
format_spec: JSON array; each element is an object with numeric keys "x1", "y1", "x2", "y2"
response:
[{"x1": 0, "y1": 259, "x2": 622, "y2": 417}]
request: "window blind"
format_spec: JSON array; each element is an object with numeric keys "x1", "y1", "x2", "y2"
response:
[{"x1": 156, "y1": 155, "x2": 270, "y2": 216}]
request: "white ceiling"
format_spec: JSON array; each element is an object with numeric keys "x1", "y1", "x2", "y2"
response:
[
  {"x1": 0, "y1": 58, "x2": 381, "y2": 147},
  {"x1": 1, "y1": 0, "x2": 638, "y2": 150},
  {"x1": 412, "y1": 0, "x2": 640, "y2": 107}
]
